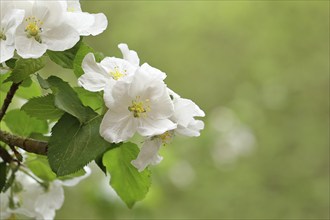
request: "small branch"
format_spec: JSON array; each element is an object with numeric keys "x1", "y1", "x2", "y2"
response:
[
  {"x1": 0, "y1": 130, "x2": 48, "y2": 156},
  {"x1": 0, "y1": 82, "x2": 22, "y2": 121},
  {"x1": 9, "y1": 145, "x2": 23, "y2": 162},
  {"x1": 0, "y1": 145, "x2": 14, "y2": 163}
]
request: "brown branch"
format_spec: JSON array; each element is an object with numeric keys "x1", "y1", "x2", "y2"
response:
[
  {"x1": 0, "y1": 130, "x2": 48, "y2": 156},
  {"x1": 0, "y1": 82, "x2": 22, "y2": 121}
]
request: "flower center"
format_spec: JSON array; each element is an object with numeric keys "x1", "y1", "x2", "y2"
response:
[
  {"x1": 158, "y1": 131, "x2": 173, "y2": 144},
  {"x1": 128, "y1": 96, "x2": 150, "y2": 118},
  {"x1": 25, "y1": 16, "x2": 43, "y2": 43},
  {"x1": 110, "y1": 67, "x2": 126, "y2": 80},
  {"x1": 0, "y1": 28, "x2": 6, "y2": 41},
  {"x1": 67, "y1": 7, "x2": 75, "y2": 12}
]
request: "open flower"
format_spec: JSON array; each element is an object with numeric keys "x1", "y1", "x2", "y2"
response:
[
  {"x1": 0, "y1": 1, "x2": 25, "y2": 63},
  {"x1": 14, "y1": 0, "x2": 80, "y2": 58},
  {"x1": 100, "y1": 68, "x2": 176, "y2": 143},
  {"x1": 78, "y1": 52, "x2": 136, "y2": 92},
  {"x1": 65, "y1": 0, "x2": 108, "y2": 36},
  {"x1": 132, "y1": 92, "x2": 205, "y2": 172}
]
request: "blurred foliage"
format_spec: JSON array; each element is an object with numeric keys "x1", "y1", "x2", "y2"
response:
[{"x1": 50, "y1": 1, "x2": 328, "y2": 219}]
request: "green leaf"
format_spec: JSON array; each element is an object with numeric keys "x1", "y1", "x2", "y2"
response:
[
  {"x1": 37, "y1": 74, "x2": 50, "y2": 89},
  {"x1": 58, "y1": 168, "x2": 86, "y2": 181},
  {"x1": 29, "y1": 132, "x2": 50, "y2": 141},
  {"x1": 74, "y1": 87, "x2": 104, "y2": 113},
  {"x1": 73, "y1": 42, "x2": 94, "y2": 77},
  {"x1": 47, "y1": 76, "x2": 95, "y2": 123},
  {"x1": 47, "y1": 38, "x2": 83, "y2": 69},
  {"x1": 73, "y1": 42, "x2": 104, "y2": 77},
  {"x1": 5, "y1": 58, "x2": 44, "y2": 83},
  {"x1": 3, "y1": 109, "x2": 48, "y2": 136},
  {"x1": 5, "y1": 58, "x2": 17, "y2": 69},
  {"x1": 27, "y1": 154, "x2": 87, "y2": 182},
  {"x1": 0, "y1": 75, "x2": 41, "y2": 100},
  {"x1": 103, "y1": 142, "x2": 152, "y2": 208},
  {"x1": 48, "y1": 113, "x2": 113, "y2": 176},
  {"x1": 26, "y1": 155, "x2": 57, "y2": 181},
  {"x1": 21, "y1": 94, "x2": 64, "y2": 120},
  {"x1": 0, "y1": 162, "x2": 7, "y2": 192},
  {"x1": 95, "y1": 155, "x2": 107, "y2": 175}
]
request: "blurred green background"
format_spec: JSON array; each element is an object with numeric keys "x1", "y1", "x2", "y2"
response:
[{"x1": 56, "y1": 1, "x2": 329, "y2": 219}]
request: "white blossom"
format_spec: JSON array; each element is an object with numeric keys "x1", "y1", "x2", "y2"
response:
[
  {"x1": 0, "y1": 166, "x2": 91, "y2": 220},
  {"x1": 100, "y1": 68, "x2": 176, "y2": 143},
  {"x1": 65, "y1": 0, "x2": 108, "y2": 36},
  {"x1": 78, "y1": 52, "x2": 136, "y2": 92},
  {"x1": 0, "y1": 1, "x2": 24, "y2": 63},
  {"x1": 132, "y1": 91, "x2": 205, "y2": 172},
  {"x1": 14, "y1": 0, "x2": 80, "y2": 58}
]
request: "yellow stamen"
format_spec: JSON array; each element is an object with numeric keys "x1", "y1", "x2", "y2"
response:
[
  {"x1": 110, "y1": 70, "x2": 124, "y2": 80},
  {"x1": 24, "y1": 16, "x2": 43, "y2": 42},
  {"x1": 67, "y1": 7, "x2": 75, "y2": 12},
  {"x1": 128, "y1": 96, "x2": 151, "y2": 118},
  {"x1": 158, "y1": 131, "x2": 173, "y2": 144},
  {"x1": 0, "y1": 31, "x2": 6, "y2": 40}
]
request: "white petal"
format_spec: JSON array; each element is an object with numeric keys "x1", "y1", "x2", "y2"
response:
[
  {"x1": 118, "y1": 43, "x2": 140, "y2": 66},
  {"x1": 176, "y1": 120, "x2": 204, "y2": 137},
  {"x1": 172, "y1": 97, "x2": 205, "y2": 127},
  {"x1": 103, "y1": 79, "x2": 117, "y2": 107},
  {"x1": 140, "y1": 63, "x2": 166, "y2": 80},
  {"x1": 35, "y1": 181, "x2": 64, "y2": 220},
  {"x1": 128, "y1": 68, "x2": 166, "y2": 99},
  {"x1": 137, "y1": 118, "x2": 177, "y2": 137},
  {"x1": 0, "y1": 41, "x2": 15, "y2": 63},
  {"x1": 78, "y1": 53, "x2": 110, "y2": 92},
  {"x1": 100, "y1": 57, "x2": 136, "y2": 80},
  {"x1": 86, "y1": 13, "x2": 108, "y2": 36},
  {"x1": 15, "y1": 35, "x2": 47, "y2": 58},
  {"x1": 100, "y1": 110, "x2": 136, "y2": 143},
  {"x1": 1, "y1": 9, "x2": 25, "y2": 44},
  {"x1": 67, "y1": 0, "x2": 82, "y2": 12},
  {"x1": 148, "y1": 87, "x2": 175, "y2": 119},
  {"x1": 131, "y1": 138, "x2": 163, "y2": 172},
  {"x1": 32, "y1": 1, "x2": 65, "y2": 27},
  {"x1": 42, "y1": 24, "x2": 79, "y2": 51},
  {"x1": 103, "y1": 80, "x2": 131, "y2": 109},
  {"x1": 65, "y1": 12, "x2": 95, "y2": 36},
  {"x1": 167, "y1": 88, "x2": 180, "y2": 99}
]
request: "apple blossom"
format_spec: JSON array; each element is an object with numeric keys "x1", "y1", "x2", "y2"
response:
[
  {"x1": 132, "y1": 93, "x2": 205, "y2": 172},
  {"x1": 100, "y1": 68, "x2": 176, "y2": 143},
  {"x1": 0, "y1": 1, "x2": 24, "y2": 63},
  {"x1": 78, "y1": 52, "x2": 136, "y2": 92},
  {"x1": 14, "y1": 0, "x2": 80, "y2": 58},
  {"x1": 0, "y1": 167, "x2": 91, "y2": 220}
]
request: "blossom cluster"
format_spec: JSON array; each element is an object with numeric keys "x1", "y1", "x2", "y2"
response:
[
  {"x1": 0, "y1": 0, "x2": 205, "y2": 218},
  {"x1": 0, "y1": 0, "x2": 107, "y2": 62},
  {"x1": 79, "y1": 44, "x2": 205, "y2": 171}
]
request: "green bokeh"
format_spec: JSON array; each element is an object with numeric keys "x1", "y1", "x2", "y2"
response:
[{"x1": 56, "y1": 1, "x2": 329, "y2": 219}]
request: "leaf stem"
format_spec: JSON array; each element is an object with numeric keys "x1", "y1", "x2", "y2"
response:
[
  {"x1": 0, "y1": 130, "x2": 48, "y2": 156},
  {"x1": 0, "y1": 82, "x2": 22, "y2": 122}
]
